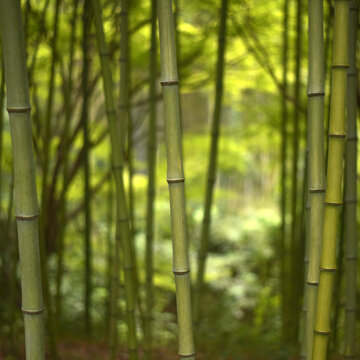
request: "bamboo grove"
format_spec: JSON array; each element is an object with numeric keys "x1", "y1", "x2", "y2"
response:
[{"x1": 0, "y1": 0, "x2": 359, "y2": 359}]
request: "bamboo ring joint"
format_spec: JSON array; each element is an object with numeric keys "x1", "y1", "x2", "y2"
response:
[
  {"x1": 160, "y1": 80, "x2": 179, "y2": 86},
  {"x1": 307, "y1": 91, "x2": 325, "y2": 97},
  {"x1": 99, "y1": 51, "x2": 109, "y2": 57},
  {"x1": 179, "y1": 352, "x2": 196, "y2": 358},
  {"x1": 320, "y1": 267, "x2": 337, "y2": 272},
  {"x1": 314, "y1": 329, "x2": 331, "y2": 335},
  {"x1": 325, "y1": 202, "x2": 342, "y2": 207},
  {"x1": 306, "y1": 280, "x2": 318, "y2": 286},
  {"x1": 344, "y1": 198, "x2": 357, "y2": 204},
  {"x1": 346, "y1": 256, "x2": 357, "y2": 261},
  {"x1": 348, "y1": 71, "x2": 358, "y2": 77},
  {"x1": 7, "y1": 106, "x2": 31, "y2": 113},
  {"x1": 328, "y1": 133, "x2": 346, "y2": 139},
  {"x1": 22, "y1": 308, "x2": 45, "y2": 315},
  {"x1": 345, "y1": 307, "x2": 357, "y2": 312},
  {"x1": 347, "y1": 136, "x2": 358, "y2": 141},
  {"x1": 167, "y1": 177, "x2": 185, "y2": 184},
  {"x1": 332, "y1": 64, "x2": 350, "y2": 69},
  {"x1": 309, "y1": 188, "x2": 325, "y2": 193},
  {"x1": 106, "y1": 109, "x2": 116, "y2": 115},
  {"x1": 173, "y1": 269, "x2": 190, "y2": 275},
  {"x1": 15, "y1": 214, "x2": 39, "y2": 220}
]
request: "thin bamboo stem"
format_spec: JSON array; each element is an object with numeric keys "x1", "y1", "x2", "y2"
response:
[
  {"x1": 194, "y1": 0, "x2": 228, "y2": 325},
  {"x1": 91, "y1": 0, "x2": 138, "y2": 358},
  {"x1": 0, "y1": 0, "x2": 45, "y2": 358},
  {"x1": 344, "y1": 0, "x2": 358, "y2": 357},
  {"x1": 304, "y1": 0, "x2": 325, "y2": 358},
  {"x1": 312, "y1": 1, "x2": 350, "y2": 359},
  {"x1": 157, "y1": 0, "x2": 195, "y2": 358},
  {"x1": 144, "y1": 0, "x2": 157, "y2": 358}
]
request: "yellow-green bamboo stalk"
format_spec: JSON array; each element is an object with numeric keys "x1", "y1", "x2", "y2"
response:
[
  {"x1": 312, "y1": 1, "x2": 350, "y2": 359},
  {"x1": 82, "y1": 0, "x2": 92, "y2": 335},
  {"x1": 0, "y1": 0, "x2": 45, "y2": 359},
  {"x1": 194, "y1": 0, "x2": 228, "y2": 325},
  {"x1": 144, "y1": 0, "x2": 157, "y2": 358},
  {"x1": 91, "y1": 0, "x2": 138, "y2": 358},
  {"x1": 157, "y1": 1, "x2": 195, "y2": 358},
  {"x1": 305, "y1": 0, "x2": 325, "y2": 358},
  {"x1": 344, "y1": 0, "x2": 358, "y2": 357}
]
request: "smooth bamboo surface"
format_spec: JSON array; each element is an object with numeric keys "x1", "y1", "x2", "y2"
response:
[
  {"x1": 157, "y1": 0, "x2": 196, "y2": 358},
  {"x1": 0, "y1": 0, "x2": 45, "y2": 358}
]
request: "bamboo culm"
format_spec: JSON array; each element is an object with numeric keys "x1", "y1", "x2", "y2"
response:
[
  {"x1": 344, "y1": 0, "x2": 358, "y2": 357},
  {"x1": 144, "y1": 0, "x2": 158, "y2": 358},
  {"x1": 312, "y1": 1, "x2": 350, "y2": 359},
  {"x1": 304, "y1": 0, "x2": 325, "y2": 358},
  {"x1": 157, "y1": 0, "x2": 196, "y2": 358},
  {"x1": 91, "y1": 0, "x2": 139, "y2": 358},
  {"x1": 194, "y1": 0, "x2": 228, "y2": 325},
  {"x1": 0, "y1": 0, "x2": 45, "y2": 358},
  {"x1": 82, "y1": 0, "x2": 92, "y2": 335}
]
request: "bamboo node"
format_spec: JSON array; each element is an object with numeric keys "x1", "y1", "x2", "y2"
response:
[
  {"x1": 119, "y1": 11, "x2": 128, "y2": 16},
  {"x1": 347, "y1": 136, "x2": 358, "y2": 141},
  {"x1": 320, "y1": 267, "x2": 337, "y2": 272},
  {"x1": 179, "y1": 352, "x2": 196, "y2": 358},
  {"x1": 344, "y1": 356, "x2": 356, "y2": 360},
  {"x1": 173, "y1": 269, "x2": 190, "y2": 275},
  {"x1": 348, "y1": 71, "x2": 358, "y2": 77},
  {"x1": 314, "y1": 329, "x2": 331, "y2": 335},
  {"x1": 22, "y1": 308, "x2": 45, "y2": 315},
  {"x1": 160, "y1": 80, "x2": 179, "y2": 86},
  {"x1": 345, "y1": 256, "x2": 357, "y2": 261},
  {"x1": 118, "y1": 104, "x2": 128, "y2": 109},
  {"x1": 106, "y1": 109, "x2": 116, "y2": 115},
  {"x1": 328, "y1": 134, "x2": 346, "y2": 139},
  {"x1": 306, "y1": 280, "x2": 318, "y2": 286},
  {"x1": 15, "y1": 214, "x2": 39, "y2": 220},
  {"x1": 332, "y1": 64, "x2": 350, "y2": 69},
  {"x1": 324, "y1": 202, "x2": 342, "y2": 207},
  {"x1": 124, "y1": 265, "x2": 134, "y2": 271},
  {"x1": 309, "y1": 188, "x2": 325, "y2": 193},
  {"x1": 349, "y1": 6, "x2": 358, "y2": 11},
  {"x1": 7, "y1": 106, "x2": 31, "y2": 113},
  {"x1": 119, "y1": 57, "x2": 127, "y2": 62},
  {"x1": 99, "y1": 51, "x2": 109, "y2": 57},
  {"x1": 167, "y1": 177, "x2": 185, "y2": 184},
  {"x1": 307, "y1": 91, "x2": 325, "y2": 97}
]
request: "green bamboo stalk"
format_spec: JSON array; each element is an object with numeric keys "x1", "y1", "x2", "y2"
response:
[
  {"x1": 0, "y1": 0, "x2": 45, "y2": 359},
  {"x1": 82, "y1": 0, "x2": 92, "y2": 335},
  {"x1": 304, "y1": 0, "x2": 325, "y2": 358},
  {"x1": 157, "y1": 1, "x2": 195, "y2": 358},
  {"x1": 280, "y1": 0, "x2": 290, "y2": 344},
  {"x1": 55, "y1": 0, "x2": 79, "y2": 329},
  {"x1": 144, "y1": 0, "x2": 157, "y2": 358},
  {"x1": 194, "y1": 0, "x2": 228, "y2": 325},
  {"x1": 38, "y1": 0, "x2": 61, "y2": 356},
  {"x1": 289, "y1": 0, "x2": 303, "y2": 345},
  {"x1": 91, "y1": 0, "x2": 138, "y2": 358},
  {"x1": 344, "y1": 0, "x2": 358, "y2": 357},
  {"x1": 312, "y1": 1, "x2": 350, "y2": 359}
]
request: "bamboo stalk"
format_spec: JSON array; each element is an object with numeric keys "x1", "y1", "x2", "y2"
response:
[
  {"x1": 344, "y1": 0, "x2": 358, "y2": 357},
  {"x1": 0, "y1": 0, "x2": 45, "y2": 359},
  {"x1": 312, "y1": 1, "x2": 350, "y2": 359},
  {"x1": 55, "y1": 0, "x2": 79, "y2": 329},
  {"x1": 280, "y1": 0, "x2": 290, "y2": 345},
  {"x1": 144, "y1": 0, "x2": 158, "y2": 358},
  {"x1": 91, "y1": 0, "x2": 138, "y2": 358},
  {"x1": 289, "y1": 0, "x2": 303, "y2": 344},
  {"x1": 304, "y1": 0, "x2": 325, "y2": 358},
  {"x1": 157, "y1": 1, "x2": 195, "y2": 358},
  {"x1": 82, "y1": 0, "x2": 92, "y2": 335},
  {"x1": 194, "y1": 0, "x2": 228, "y2": 325}
]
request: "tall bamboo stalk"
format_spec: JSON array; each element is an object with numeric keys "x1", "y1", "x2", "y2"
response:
[
  {"x1": 289, "y1": 0, "x2": 303, "y2": 344},
  {"x1": 194, "y1": 0, "x2": 228, "y2": 325},
  {"x1": 344, "y1": 0, "x2": 358, "y2": 357},
  {"x1": 157, "y1": 1, "x2": 195, "y2": 358},
  {"x1": 0, "y1": 0, "x2": 45, "y2": 358},
  {"x1": 82, "y1": 0, "x2": 92, "y2": 335},
  {"x1": 280, "y1": 0, "x2": 290, "y2": 345},
  {"x1": 91, "y1": 0, "x2": 138, "y2": 358},
  {"x1": 312, "y1": 1, "x2": 350, "y2": 359},
  {"x1": 304, "y1": 0, "x2": 325, "y2": 358},
  {"x1": 38, "y1": 0, "x2": 61, "y2": 356},
  {"x1": 55, "y1": 0, "x2": 79, "y2": 328},
  {"x1": 144, "y1": 0, "x2": 157, "y2": 358}
]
